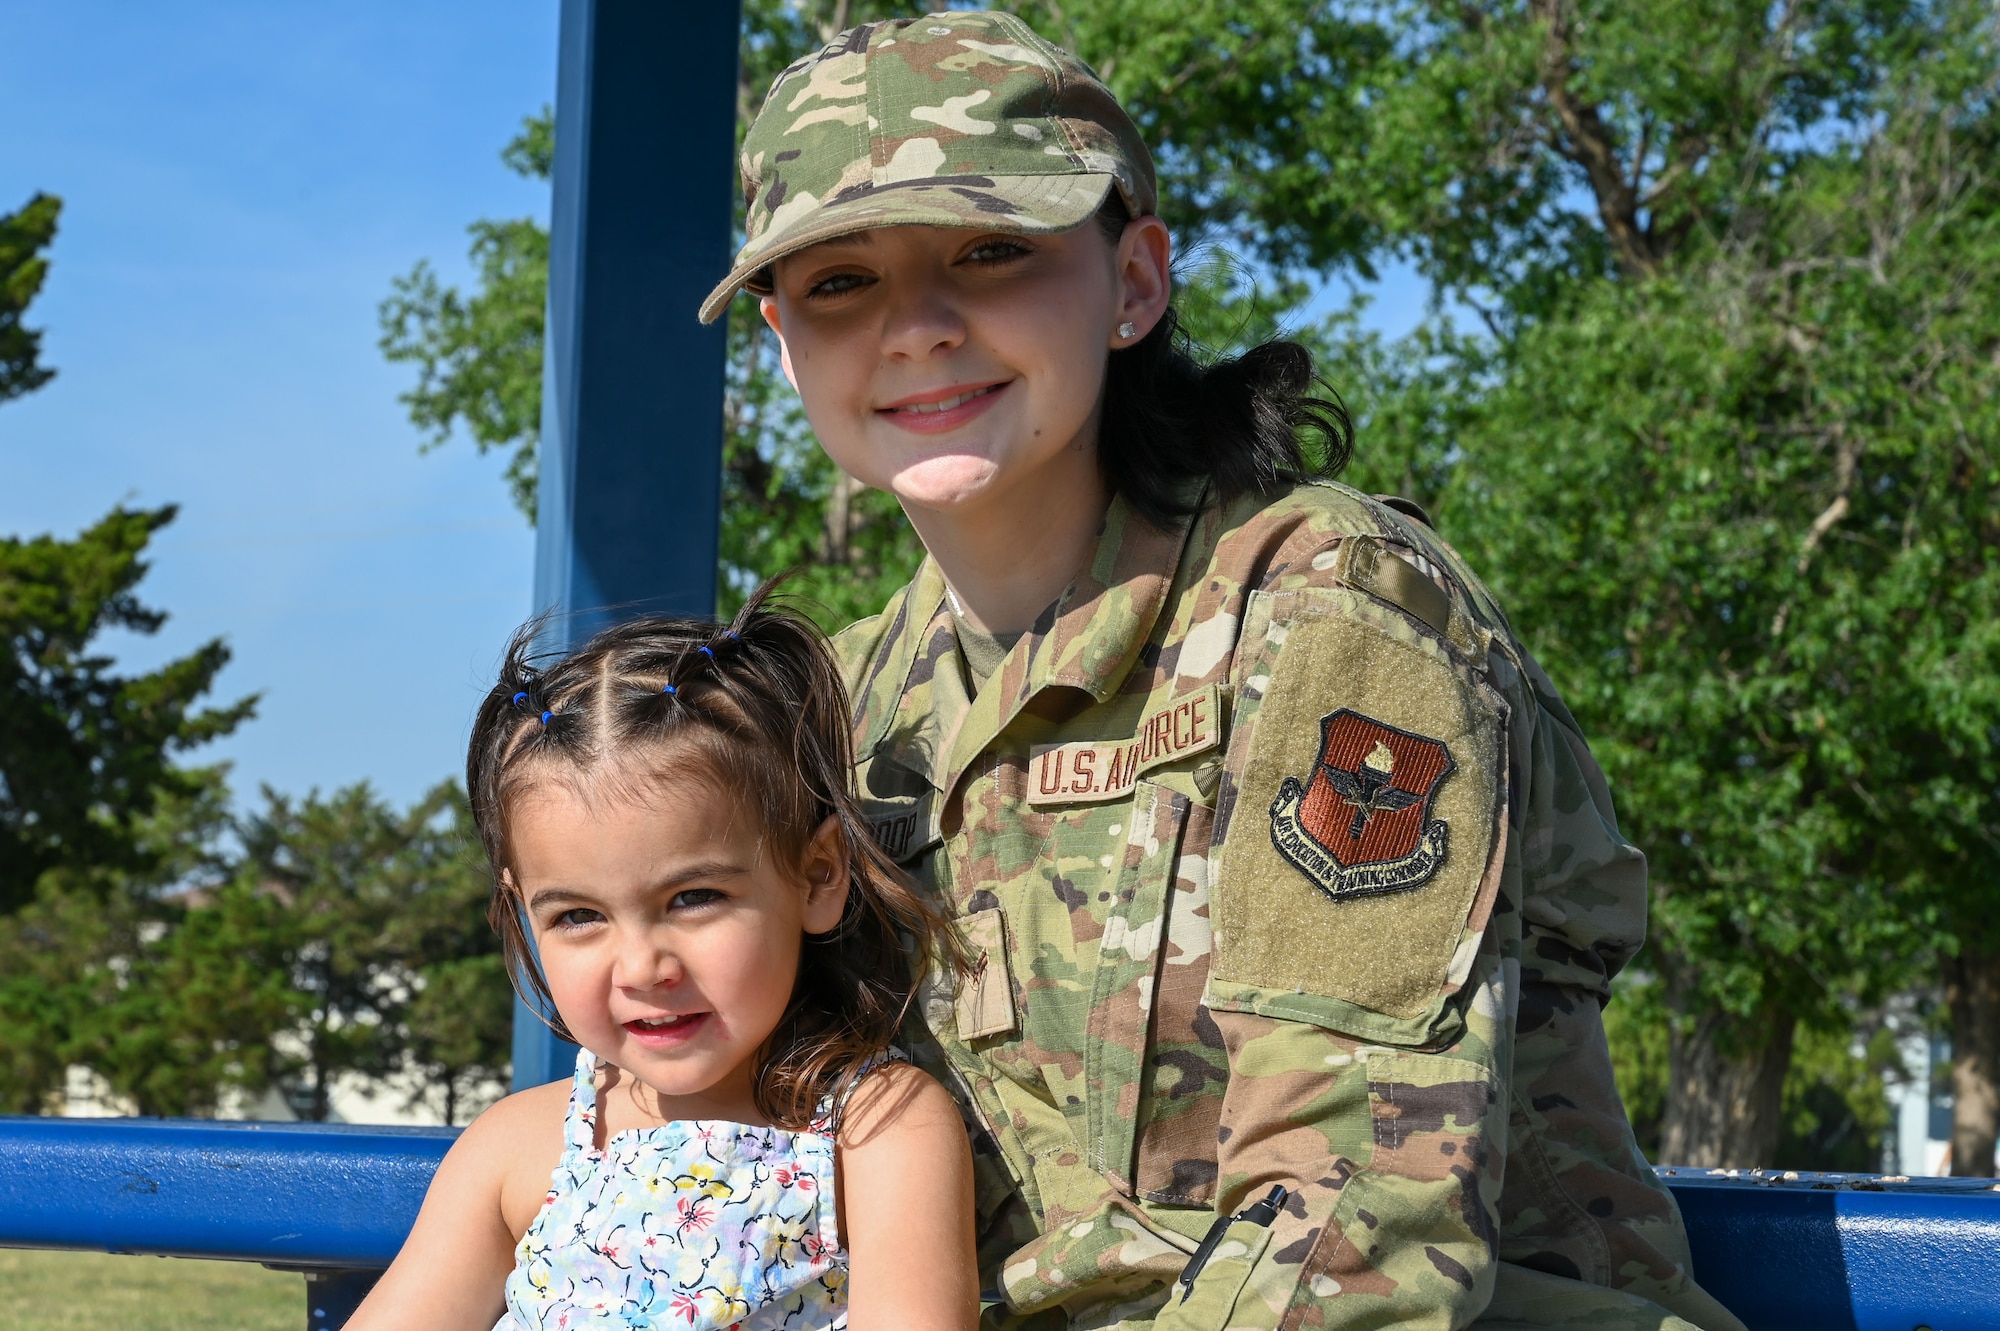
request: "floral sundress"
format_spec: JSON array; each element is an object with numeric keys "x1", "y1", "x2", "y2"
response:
[{"x1": 495, "y1": 1048, "x2": 882, "y2": 1330}]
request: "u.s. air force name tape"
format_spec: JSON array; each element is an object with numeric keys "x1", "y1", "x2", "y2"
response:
[{"x1": 1027, "y1": 684, "x2": 1221, "y2": 806}]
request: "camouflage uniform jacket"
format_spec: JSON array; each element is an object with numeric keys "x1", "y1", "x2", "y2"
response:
[{"x1": 832, "y1": 481, "x2": 1744, "y2": 1331}]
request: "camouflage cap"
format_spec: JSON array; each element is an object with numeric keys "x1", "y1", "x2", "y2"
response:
[{"x1": 697, "y1": 10, "x2": 1157, "y2": 324}]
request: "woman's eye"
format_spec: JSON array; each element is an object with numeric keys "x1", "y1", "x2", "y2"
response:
[
  {"x1": 551, "y1": 907, "x2": 602, "y2": 931},
  {"x1": 964, "y1": 238, "x2": 1031, "y2": 265},
  {"x1": 803, "y1": 271, "x2": 871, "y2": 301}
]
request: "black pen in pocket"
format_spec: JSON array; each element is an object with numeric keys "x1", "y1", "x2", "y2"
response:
[{"x1": 1177, "y1": 1184, "x2": 1289, "y2": 1303}]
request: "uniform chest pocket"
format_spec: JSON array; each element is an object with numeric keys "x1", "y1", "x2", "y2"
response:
[{"x1": 1081, "y1": 781, "x2": 1191, "y2": 1198}]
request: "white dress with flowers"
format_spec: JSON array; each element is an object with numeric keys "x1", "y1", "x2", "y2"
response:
[{"x1": 495, "y1": 1048, "x2": 876, "y2": 1330}]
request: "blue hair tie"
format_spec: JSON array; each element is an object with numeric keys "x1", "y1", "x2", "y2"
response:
[
  {"x1": 511, "y1": 691, "x2": 529, "y2": 707},
  {"x1": 661, "y1": 682, "x2": 678, "y2": 695},
  {"x1": 540, "y1": 711, "x2": 554, "y2": 726},
  {"x1": 699, "y1": 645, "x2": 717, "y2": 662},
  {"x1": 723, "y1": 630, "x2": 740, "y2": 641}
]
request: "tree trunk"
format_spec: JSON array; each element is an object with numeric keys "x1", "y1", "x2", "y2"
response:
[
  {"x1": 821, "y1": 468, "x2": 862, "y2": 567},
  {"x1": 1660, "y1": 1003, "x2": 1797, "y2": 1167},
  {"x1": 1942, "y1": 944, "x2": 2000, "y2": 1178}
]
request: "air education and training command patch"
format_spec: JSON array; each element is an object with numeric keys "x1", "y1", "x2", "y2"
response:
[{"x1": 1269, "y1": 707, "x2": 1456, "y2": 903}]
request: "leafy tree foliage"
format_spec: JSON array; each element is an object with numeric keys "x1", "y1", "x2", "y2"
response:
[
  {"x1": 238, "y1": 782, "x2": 510, "y2": 1124},
  {"x1": 379, "y1": 115, "x2": 551, "y2": 519},
  {"x1": 0, "y1": 767, "x2": 297, "y2": 1116},
  {"x1": 0, "y1": 506, "x2": 257, "y2": 914},
  {"x1": 1355, "y1": 33, "x2": 2000, "y2": 1164},
  {"x1": 0, "y1": 192, "x2": 60, "y2": 402}
]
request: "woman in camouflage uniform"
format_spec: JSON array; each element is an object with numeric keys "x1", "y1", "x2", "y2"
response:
[{"x1": 699, "y1": 12, "x2": 1742, "y2": 1331}]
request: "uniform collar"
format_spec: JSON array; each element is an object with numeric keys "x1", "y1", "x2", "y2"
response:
[{"x1": 865, "y1": 487, "x2": 1200, "y2": 796}]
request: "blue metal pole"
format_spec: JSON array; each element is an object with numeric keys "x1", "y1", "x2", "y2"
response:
[{"x1": 514, "y1": 0, "x2": 742, "y2": 1093}]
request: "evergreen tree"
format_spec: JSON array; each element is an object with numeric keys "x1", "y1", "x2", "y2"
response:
[
  {"x1": 0, "y1": 506, "x2": 257, "y2": 914},
  {"x1": 0, "y1": 192, "x2": 60, "y2": 402}
]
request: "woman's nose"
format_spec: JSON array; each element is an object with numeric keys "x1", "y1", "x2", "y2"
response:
[{"x1": 878, "y1": 280, "x2": 966, "y2": 360}]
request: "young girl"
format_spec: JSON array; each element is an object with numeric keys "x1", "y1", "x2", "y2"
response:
[
  {"x1": 347, "y1": 588, "x2": 978, "y2": 1331},
  {"x1": 694, "y1": 10, "x2": 1745, "y2": 1331}
]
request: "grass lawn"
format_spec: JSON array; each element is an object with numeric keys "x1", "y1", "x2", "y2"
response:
[{"x1": 0, "y1": 1248, "x2": 301, "y2": 1331}]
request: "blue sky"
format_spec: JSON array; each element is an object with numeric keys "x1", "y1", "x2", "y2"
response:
[
  {"x1": 2, "y1": 2, "x2": 1433, "y2": 817},
  {"x1": 3, "y1": 3, "x2": 556, "y2": 812}
]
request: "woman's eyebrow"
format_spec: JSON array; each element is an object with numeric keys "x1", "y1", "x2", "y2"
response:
[{"x1": 796, "y1": 232, "x2": 876, "y2": 259}]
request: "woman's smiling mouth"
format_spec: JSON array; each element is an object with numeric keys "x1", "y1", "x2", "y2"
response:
[{"x1": 877, "y1": 381, "x2": 1009, "y2": 433}]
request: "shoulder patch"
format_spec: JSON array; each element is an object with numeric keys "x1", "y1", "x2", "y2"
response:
[
  {"x1": 1209, "y1": 592, "x2": 1509, "y2": 1043},
  {"x1": 1269, "y1": 709, "x2": 1455, "y2": 901}
]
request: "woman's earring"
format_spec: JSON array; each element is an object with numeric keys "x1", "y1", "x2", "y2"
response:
[{"x1": 1117, "y1": 321, "x2": 1136, "y2": 340}]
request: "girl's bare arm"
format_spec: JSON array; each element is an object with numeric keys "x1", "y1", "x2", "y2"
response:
[
  {"x1": 343, "y1": 1080, "x2": 567, "y2": 1331},
  {"x1": 837, "y1": 1062, "x2": 981, "y2": 1331}
]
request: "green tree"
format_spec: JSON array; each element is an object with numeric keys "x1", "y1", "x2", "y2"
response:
[
  {"x1": 381, "y1": 795, "x2": 514, "y2": 1125},
  {"x1": 0, "y1": 187, "x2": 274, "y2": 1116},
  {"x1": 0, "y1": 506, "x2": 257, "y2": 915},
  {"x1": 0, "y1": 771, "x2": 302, "y2": 1117},
  {"x1": 379, "y1": 116, "x2": 551, "y2": 518},
  {"x1": 237, "y1": 781, "x2": 508, "y2": 1123},
  {"x1": 59, "y1": 775, "x2": 303, "y2": 1117},
  {"x1": 1355, "y1": 45, "x2": 2000, "y2": 1165},
  {"x1": 1, "y1": 192, "x2": 60, "y2": 402}
]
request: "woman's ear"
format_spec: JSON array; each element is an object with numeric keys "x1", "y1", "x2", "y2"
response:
[
  {"x1": 760, "y1": 295, "x2": 801, "y2": 390},
  {"x1": 799, "y1": 814, "x2": 851, "y2": 935},
  {"x1": 1113, "y1": 214, "x2": 1173, "y2": 347}
]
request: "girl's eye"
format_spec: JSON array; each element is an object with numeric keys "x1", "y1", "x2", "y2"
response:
[
  {"x1": 672, "y1": 887, "x2": 726, "y2": 910},
  {"x1": 550, "y1": 907, "x2": 603, "y2": 932},
  {"x1": 963, "y1": 238, "x2": 1031, "y2": 266},
  {"x1": 802, "y1": 270, "x2": 872, "y2": 301}
]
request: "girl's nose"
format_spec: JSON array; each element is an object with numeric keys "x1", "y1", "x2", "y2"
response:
[{"x1": 610, "y1": 929, "x2": 682, "y2": 991}]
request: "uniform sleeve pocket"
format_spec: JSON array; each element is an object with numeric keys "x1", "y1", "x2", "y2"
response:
[
  {"x1": 1148, "y1": 1218, "x2": 1274, "y2": 1331},
  {"x1": 1206, "y1": 594, "x2": 1509, "y2": 1047}
]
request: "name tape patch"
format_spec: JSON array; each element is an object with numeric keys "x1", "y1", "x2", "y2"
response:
[
  {"x1": 863, "y1": 795, "x2": 934, "y2": 861},
  {"x1": 1027, "y1": 684, "x2": 1221, "y2": 806}
]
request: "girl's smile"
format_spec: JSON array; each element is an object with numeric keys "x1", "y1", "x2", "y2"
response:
[{"x1": 621, "y1": 1012, "x2": 707, "y2": 1046}]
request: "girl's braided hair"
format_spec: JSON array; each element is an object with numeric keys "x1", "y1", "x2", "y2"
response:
[{"x1": 466, "y1": 578, "x2": 962, "y2": 1129}]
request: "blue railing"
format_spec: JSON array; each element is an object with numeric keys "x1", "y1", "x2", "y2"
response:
[
  {"x1": 0, "y1": 1116, "x2": 453, "y2": 1330},
  {"x1": 2, "y1": 1116, "x2": 1995, "y2": 1330}
]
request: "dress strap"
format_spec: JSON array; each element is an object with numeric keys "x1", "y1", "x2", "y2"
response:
[
  {"x1": 562, "y1": 1047, "x2": 599, "y2": 1157},
  {"x1": 809, "y1": 1046, "x2": 908, "y2": 1136}
]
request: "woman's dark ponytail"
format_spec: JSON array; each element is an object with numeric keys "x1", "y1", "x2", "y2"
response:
[{"x1": 1095, "y1": 200, "x2": 1353, "y2": 527}]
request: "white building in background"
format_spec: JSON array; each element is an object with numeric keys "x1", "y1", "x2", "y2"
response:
[
  {"x1": 1882, "y1": 1029, "x2": 1999, "y2": 1176},
  {"x1": 52, "y1": 1060, "x2": 504, "y2": 1128}
]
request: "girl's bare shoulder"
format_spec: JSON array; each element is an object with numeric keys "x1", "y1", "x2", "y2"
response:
[
  {"x1": 452, "y1": 1077, "x2": 573, "y2": 1234},
  {"x1": 837, "y1": 1061, "x2": 963, "y2": 1152}
]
